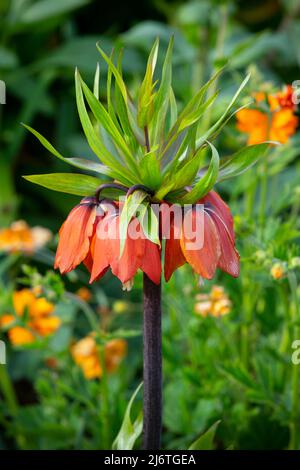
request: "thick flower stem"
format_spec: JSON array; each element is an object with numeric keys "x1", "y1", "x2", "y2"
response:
[{"x1": 142, "y1": 274, "x2": 162, "y2": 450}]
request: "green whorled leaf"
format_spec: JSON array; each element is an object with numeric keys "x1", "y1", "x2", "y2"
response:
[
  {"x1": 172, "y1": 67, "x2": 224, "y2": 131},
  {"x1": 150, "y1": 37, "x2": 174, "y2": 145},
  {"x1": 22, "y1": 124, "x2": 115, "y2": 177},
  {"x1": 23, "y1": 173, "x2": 101, "y2": 196},
  {"x1": 119, "y1": 190, "x2": 150, "y2": 256},
  {"x1": 169, "y1": 87, "x2": 178, "y2": 130},
  {"x1": 179, "y1": 142, "x2": 219, "y2": 204},
  {"x1": 93, "y1": 62, "x2": 100, "y2": 99},
  {"x1": 177, "y1": 91, "x2": 219, "y2": 133},
  {"x1": 97, "y1": 42, "x2": 128, "y2": 103},
  {"x1": 188, "y1": 420, "x2": 221, "y2": 450},
  {"x1": 160, "y1": 68, "x2": 224, "y2": 162},
  {"x1": 112, "y1": 383, "x2": 143, "y2": 450},
  {"x1": 80, "y1": 75, "x2": 140, "y2": 176},
  {"x1": 169, "y1": 146, "x2": 205, "y2": 192},
  {"x1": 137, "y1": 203, "x2": 160, "y2": 246},
  {"x1": 75, "y1": 68, "x2": 135, "y2": 185},
  {"x1": 139, "y1": 150, "x2": 162, "y2": 190},
  {"x1": 218, "y1": 143, "x2": 271, "y2": 182},
  {"x1": 196, "y1": 73, "x2": 251, "y2": 148},
  {"x1": 137, "y1": 38, "x2": 159, "y2": 127}
]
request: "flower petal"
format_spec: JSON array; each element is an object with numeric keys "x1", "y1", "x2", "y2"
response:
[
  {"x1": 206, "y1": 208, "x2": 240, "y2": 277},
  {"x1": 141, "y1": 239, "x2": 161, "y2": 284},
  {"x1": 201, "y1": 191, "x2": 235, "y2": 241},
  {"x1": 55, "y1": 199, "x2": 97, "y2": 274},
  {"x1": 164, "y1": 216, "x2": 186, "y2": 282},
  {"x1": 180, "y1": 208, "x2": 220, "y2": 279}
]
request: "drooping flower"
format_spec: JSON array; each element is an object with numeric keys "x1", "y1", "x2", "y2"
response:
[
  {"x1": 55, "y1": 197, "x2": 161, "y2": 289},
  {"x1": 0, "y1": 220, "x2": 51, "y2": 254},
  {"x1": 89, "y1": 206, "x2": 161, "y2": 288},
  {"x1": 0, "y1": 288, "x2": 61, "y2": 346},
  {"x1": 194, "y1": 285, "x2": 231, "y2": 318},
  {"x1": 71, "y1": 335, "x2": 127, "y2": 380},
  {"x1": 236, "y1": 85, "x2": 298, "y2": 145},
  {"x1": 164, "y1": 191, "x2": 239, "y2": 281},
  {"x1": 54, "y1": 196, "x2": 98, "y2": 274}
]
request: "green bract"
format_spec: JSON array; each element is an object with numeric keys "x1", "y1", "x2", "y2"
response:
[{"x1": 23, "y1": 38, "x2": 269, "y2": 205}]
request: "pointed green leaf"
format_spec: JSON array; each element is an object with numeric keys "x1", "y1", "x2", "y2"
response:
[
  {"x1": 22, "y1": 124, "x2": 115, "y2": 177},
  {"x1": 196, "y1": 73, "x2": 251, "y2": 148},
  {"x1": 180, "y1": 142, "x2": 219, "y2": 203},
  {"x1": 137, "y1": 38, "x2": 159, "y2": 127},
  {"x1": 80, "y1": 76, "x2": 140, "y2": 176},
  {"x1": 218, "y1": 142, "x2": 270, "y2": 181},
  {"x1": 140, "y1": 150, "x2": 162, "y2": 190},
  {"x1": 112, "y1": 383, "x2": 143, "y2": 450},
  {"x1": 23, "y1": 173, "x2": 101, "y2": 196},
  {"x1": 188, "y1": 420, "x2": 221, "y2": 450},
  {"x1": 119, "y1": 190, "x2": 149, "y2": 256}
]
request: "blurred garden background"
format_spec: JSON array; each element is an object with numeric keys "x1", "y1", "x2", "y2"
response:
[{"x1": 1, "y1": 0, "x2": 300, "y2": 450}]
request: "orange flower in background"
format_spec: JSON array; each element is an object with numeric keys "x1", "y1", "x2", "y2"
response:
[
  {"x1": 194, "y1": 285, "x2": 231, "y2": 318},
  {"x1": 71, "y1": 335, "x2": 127, "y2": 380},
  {"x1": 76, "y1": 287, "x2": 92, "y2": 302},
  {"x1": 0, "y1": 220, "x2": 51, "y2": 254},
  {"x1": 0, "y1": 288, "x2": 61, "y2": 346},
  {"x1": 236, "y1": 85, "x2": 298, "y2": 145}
]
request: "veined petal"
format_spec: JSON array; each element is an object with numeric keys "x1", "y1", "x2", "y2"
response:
[
  {"x1": 201, "y1": 191, "x2": 235, "y2": 241},
  {"x1": 55, "y1": 198, "x2": 97, "y2": 274},
  {"x1": 180, "y1": 208, "x2": 221, "y2": 279},
  {"x1": 206, "y1": 207, "x2": 240, "y2": 277}
]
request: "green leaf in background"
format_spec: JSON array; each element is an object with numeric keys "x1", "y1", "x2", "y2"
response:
[
  {"x1": 180, "y1": 142, "x2": 219, "y2": 203},
  {"x1": 188, "y1": 420, "x2": 221, "y2": 450},
  {"x1": 0, "y1": 46, "x2": 18, "y2": 69},
  {"x1": 112, "y1": 383, "x2": 143, "y2": 450},
  {"x1": 15, "y1": 0, "x2": 90, "y2": 27},
  {"x1": 23, "y1": 173, "x2": 101, "y2": 196},
  {"x1": 218, "y1": 143, "x2": 271, "y2": 181}
]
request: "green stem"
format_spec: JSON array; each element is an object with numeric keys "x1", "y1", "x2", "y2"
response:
[
  {"x1": 288, "y1": 272, "x2": 300, "y2": 449},
  {"x1": 0, "y1": 364, "x2": 18, "y2": 416},
  {"x1": 259, "y1": 159, "x2": 268, "y2": 228}
]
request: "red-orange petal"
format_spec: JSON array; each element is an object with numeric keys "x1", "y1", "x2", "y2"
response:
[
  {"x1": 54, "y1": 199, "x2": 97, "y2": 274},
  {"x1": 201, "y1": 191, "x2": 235, "y2": 241},
  {"x1": 110, "y1": 217, "x2": 145, "y2": 284},
  {"x1": 141, "y1": 239, "x2": 161, "y2": 285},
  {"x1": 164, "y1": 217, "x2": 186, "y2": 282},
  {"x1": 180, "y1": 208, "x2": 220, "y2": 279},
  {"x1": 206, "y1": 208, "x2": 240, "y2": 277}
]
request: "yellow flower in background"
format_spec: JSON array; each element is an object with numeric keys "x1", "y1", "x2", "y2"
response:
[
  {"x1": 236, "y1": 85, "x2": 298, "y2": 145},
  {"x1": 270, "y1": 263, "x2": 285, "y2": 280},
  {"x1": 0, "y1": 288, "x2": 61, "y2": 346},
  {"x1": 71, "y1": 336, "x2": 127, "y2": 380},
  {"x1": 0, "y1": 220, "x2": 51, "y2": 254},
  {"x1": 194, "y1": 285, "x2": 232, "y2": 318}
]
